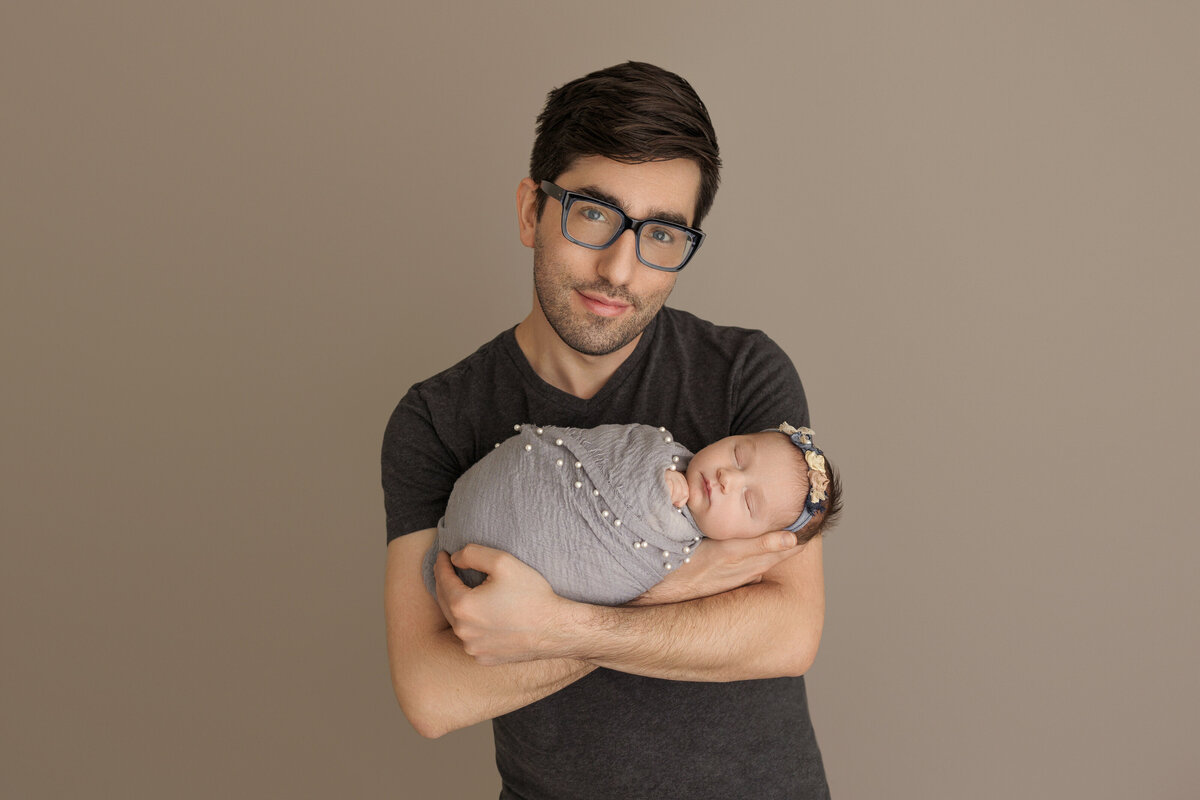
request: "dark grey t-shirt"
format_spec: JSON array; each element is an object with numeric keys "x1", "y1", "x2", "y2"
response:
[{"x1": 382, "y1": 307, "x2": 829, "y2": 799}]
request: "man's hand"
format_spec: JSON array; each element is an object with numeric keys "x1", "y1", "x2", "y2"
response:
[
  {"x1": 434, "y1": 546, "x2": 579, "y2": 665},
  {"x1": 628, "y1": 530, "x2": 803, "y2": 606}
]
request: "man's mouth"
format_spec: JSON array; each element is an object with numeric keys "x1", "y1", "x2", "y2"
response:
[{"x1": 578, "y1": 290, "x2": 630, "y2": 318}]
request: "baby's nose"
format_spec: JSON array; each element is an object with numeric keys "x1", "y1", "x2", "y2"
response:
[{"x1": 717, "y1": 467, "x2": 735, "y2": 490}]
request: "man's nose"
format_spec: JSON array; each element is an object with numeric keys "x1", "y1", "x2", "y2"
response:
[{"x1": 594, "y1": 230, "x2": 639, "y2": 286}]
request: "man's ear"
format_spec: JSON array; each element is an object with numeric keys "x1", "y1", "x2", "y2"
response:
[{"x1": 516, "y1": 178, "x2": 540, "y2": 249}]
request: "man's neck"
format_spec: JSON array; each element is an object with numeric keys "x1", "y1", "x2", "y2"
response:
[{"x1": 513, "y1": 311, "x2": 643, "y2": 401}]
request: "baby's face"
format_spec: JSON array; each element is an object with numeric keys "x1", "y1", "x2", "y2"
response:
[{"x1": 685, "y1": 433, "x2": 805, "y2": 539}]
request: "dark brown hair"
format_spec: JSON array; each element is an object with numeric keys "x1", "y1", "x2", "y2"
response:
[
  {"x1": 529, "y1": 61, "x2": 722, "y2": 227},
  {"x1": 795, "y1": 456, "x2": 842, "y2": 546}
]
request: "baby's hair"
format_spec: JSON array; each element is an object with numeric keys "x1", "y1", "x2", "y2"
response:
[
  {"x1": 771, "y1": 431, "x2": 843, "y2": 545},
  {"x1": 795, "y1": 455, "x2": 841, "y2": 544}
]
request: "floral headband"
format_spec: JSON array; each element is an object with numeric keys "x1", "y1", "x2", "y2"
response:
[{"x1": 776, "y1": 422, "x2": 831, "y2": 533}]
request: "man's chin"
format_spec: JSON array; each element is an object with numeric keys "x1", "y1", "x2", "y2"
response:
[
  {"x1": 537, "y1": 289, "x2": 660, "y2": 356},
  {"x1": 559, "y1": 329, "x2": 640, "y2": 357},
  {"x1": 538, "y1": 311, "x2": 628, "y2": 357}
]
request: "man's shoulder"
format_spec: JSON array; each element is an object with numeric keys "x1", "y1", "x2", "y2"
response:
[
  {"x1": 658, "y1": 305, "x2": 774, "y2": 338},
  {"x1": 654, "y1": 306, "x2": 786, "y2": 360},
  {"x1": 406, "y1": 327, "x2": 518, "y2": 399},
  {"x1": 387, "y1": 326, "x2": 523, "y2": 448},
  {"x1": 382, "y1": 327, "x2": 523, "y2": 541},
  {"x1": 649, "y1": 307, "x2": 805, "y2": 436}
]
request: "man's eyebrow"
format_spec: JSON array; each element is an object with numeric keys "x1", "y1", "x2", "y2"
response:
[{"x1": 576, "y1": 184, "x2": 692, "y2": 227}]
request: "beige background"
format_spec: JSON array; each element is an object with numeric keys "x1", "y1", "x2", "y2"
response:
[{"x1": 3, "y1": 2, "x2": 1197, "y2": 798}]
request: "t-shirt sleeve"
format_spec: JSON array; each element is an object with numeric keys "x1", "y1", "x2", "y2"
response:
[
  {"x1": 381, "y1": 385, "x2": 463, "y2": 543},
  {"x1": 729, "y1": 331, "x2": 810, "y2": 435}
]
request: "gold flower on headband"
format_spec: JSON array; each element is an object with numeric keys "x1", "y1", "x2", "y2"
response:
[
  {"x1": 809, "y1": 470, "x2": 830, "y2": 505},
  {"x1": 778, "y1": 422, "x2": 814, "y2": 445},
  {"x1": 804, "y1": 450, "x2": 828, "y2": 504}
]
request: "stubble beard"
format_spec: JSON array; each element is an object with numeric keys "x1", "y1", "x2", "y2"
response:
[{"x1": 532, "y1": 240, "x2": 673, "y2": 357}]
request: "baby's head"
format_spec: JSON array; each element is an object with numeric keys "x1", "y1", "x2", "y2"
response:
[{"x1": 684, "y1": 424, "x2": 841, "y2": 544}]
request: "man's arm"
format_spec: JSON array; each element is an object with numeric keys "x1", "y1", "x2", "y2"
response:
[
  {"x1": 384, "y1": 528, "x2": 594, "y2": 739},
  {"x1": 586, "y1": 537, "x2": 824, "y2": 680},
  {"x1": 440, "y1": 533, "x2": 825, "y2": 682}
]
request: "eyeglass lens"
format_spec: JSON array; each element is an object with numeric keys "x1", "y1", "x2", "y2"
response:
[{"x1": 564, "y1": 197, "x2": 694, "y2": 270}]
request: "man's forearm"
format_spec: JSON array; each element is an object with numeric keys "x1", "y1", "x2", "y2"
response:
[
  {"x1": 392, "y1": 625, "x2": 593, "y2": 739},
  {"x1": 385, "y1": 530, "x2": 594, "y2": 738},
  {"x1": 557, "y1": 543, "x2": 824, "y2": 681}
]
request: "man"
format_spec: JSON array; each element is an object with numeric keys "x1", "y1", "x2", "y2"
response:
[{"x1": 383, "y1": 62, "x2": 830, "y2": 799}]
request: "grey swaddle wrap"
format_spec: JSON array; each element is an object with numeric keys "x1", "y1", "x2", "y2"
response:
[{"x1": 422, "y1": 423, "x2": 701, "y2": 605}]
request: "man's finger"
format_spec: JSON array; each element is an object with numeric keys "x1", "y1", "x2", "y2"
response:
[
  {"x1": 450, "y1": 543, "x2": 510, "y2": 575},
  {"x1": 434, "y1": 549, "x2": 464, "y2": 587},
  {"x1": 433, "y1": 550, "x2": 468, "y2": 620},
  {"x1": 762, "y1": 531, "x2": 798, "y2": 553}
]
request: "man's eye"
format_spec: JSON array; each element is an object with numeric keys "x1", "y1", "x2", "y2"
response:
[
  {"x1": 579, "y1": 205, "x2": 608, "y2": 223},
  {"x1": 644, "y1": 225, "x2": 676, "y2": 246}
]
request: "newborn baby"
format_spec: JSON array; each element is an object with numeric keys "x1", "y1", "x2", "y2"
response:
[{"x1": 422, "y1": 422, "x2": 839, "y2": 606}]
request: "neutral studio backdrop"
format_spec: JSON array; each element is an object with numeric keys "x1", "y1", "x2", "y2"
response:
[{"x1": 3, "y1": 2, "x2": 1197, "y2": 798}]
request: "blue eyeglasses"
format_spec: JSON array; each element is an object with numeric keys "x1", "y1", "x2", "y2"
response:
[{"x1": 540, "y1": 180, "x2": 705, "y2": 272}]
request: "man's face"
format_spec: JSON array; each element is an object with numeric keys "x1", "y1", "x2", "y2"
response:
[
  {"x1": 685, "y1": 433, "x2": 806, "y2": 540},
  {"x1": 526, "y1": 156, "x2": 701, "y2": 357}
]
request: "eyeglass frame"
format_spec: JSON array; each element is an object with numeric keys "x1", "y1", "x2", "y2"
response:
[{"x1": 539, "y1": 180, "x2": 706, "y2": 272}]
